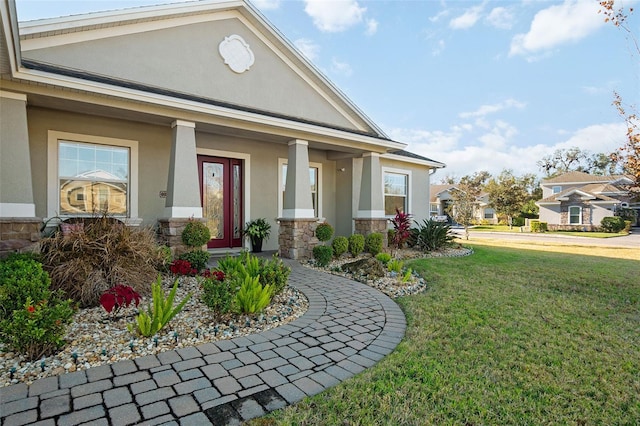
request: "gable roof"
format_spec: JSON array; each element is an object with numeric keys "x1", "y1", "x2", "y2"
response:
[
  {"x1": 537, "y1": 186, "x2": 620, "y2": 204},
  {"x1": 1, "y1": 0, "x2": 411, "y2": 154},
  {"x1": 542, "y1": 171, "x2": 631, "y2": 185}
]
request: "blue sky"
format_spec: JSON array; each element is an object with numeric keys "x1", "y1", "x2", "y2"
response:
[{"x1": 15, "y1": 0, "x2": 640, "y2": 180}]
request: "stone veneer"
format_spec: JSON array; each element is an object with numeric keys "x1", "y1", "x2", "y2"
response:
[
  {"x1": 0, "y1": 217, "x2": 42, "y2": 258},
  {"x1": 278, "y1": 218, "x2": 319, "y2": 260},
  {"x1": 354, "y1": 218, "x2": 389, "y2": 248},
  {"x1": 157, "y1": 217, "x2": 208, "y2": 256}
]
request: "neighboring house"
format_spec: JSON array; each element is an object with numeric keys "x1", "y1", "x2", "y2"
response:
[
  {"x1": 429, "y1": 185, "x2": 497, "y2": 224},
  {"x1": 0, "y1": 0, "x2": 445, "y2": 258},
  {"x1": 536, "y1": 171, "x2": 638, "y2": 230}
]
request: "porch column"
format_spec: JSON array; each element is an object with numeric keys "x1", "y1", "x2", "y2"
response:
[
  {"x1": 354, "y1": 152, "x2": 388, "y2": 245},
  {"x1": 159, "y1": 120, "x2": 203, "y2": 252},
  {"x1": 278, "y1": 139, "x2": 318, "y2": 259},
  {"x1": 0, "y1": 91, "x2": 41, "y2": 256}
]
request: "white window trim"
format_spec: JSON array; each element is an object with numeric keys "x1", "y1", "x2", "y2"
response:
[
  {"x1": 47, "y1": 131, "x2": 139, "y2": 224},
  {"x1": 552, "y1": 185, "x2": 562, "y2": 194},
  {"x1": 568, "y1": 205, "x2": 582, "y2": 225},
  {"x1": 277, "y1": 158, "x2": 323, "y2": 219},
  {"x1": 382, "y1": 167, "x2": 412, "y2": 217}
]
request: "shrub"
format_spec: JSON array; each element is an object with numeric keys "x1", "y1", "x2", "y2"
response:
[
  {"x1": 260, "y1": 255, "x2": 291, "y2": 297},
  {"x1": 181, "y1": 220, "x2": 211, "y2": 248},
  {"x1": 157, "y1": 245, "x2": 173, "y2": 272},
  {"x1": 235, "y1": 275, "x2": 272, "y2": 314},
  {"x1": 402, "y1": 268, "x2": 413, "y2": 283},
  {"x1": 332, "y1": 236, "x2": 349, "y2": 258},
  {"x1": 530, "y1": 220, "x2": 548, "y2": 233},
  {"x1": 40, "y1": 217, "x2": 161, "y2": 307},
  {"x1": 600, "y1": 216, "x2": 626, "y2": 233},
  {"x1": 365, "y1": 233, "x2": 383, "y2": 256},
  {"x1": 178, "y1": 250, "x2": 210, "y2": 272},
  {"x1": 512, "y1": 217, "x2": 526, "y2": 227},
  {"x1": 413, "y1": 219, "x2": 454, "y2": 251},
  {"x1": 129, "y1": 277, "x2": 191, "y2": 337},
  {"x1": 376, "y1": 252, "x2": 392, "y2": 265},
  {"x1": 390, "y1": 208, "x2": 412, "y2": 249},
  {"x1": 200, "y1": 272, "x2": 235, "y2": 317},
  {"x1": 387, "y1": 259, "x2": 404, "y2": 273},
  {"x1": 348, "y1": 234, "x2": 365, "y2": 257},
  {"x1": 0, "y1": 255, "x2": 75, "y2": 360},
  {"x1": 313, "y1": 245, "x2": 334, "y2": 267},
  {"x1": 100, "y1": 284, "x2": 141, "y2": 316},
  {"x1": 315, "y1": 222, "x2": 334, "y2": 243},
  {"x1": 169, "y1": 259, "x2": 198, "y2": 276},
  {"x1": 215, "y1": 252, "x2": 290, "y2": 297}
]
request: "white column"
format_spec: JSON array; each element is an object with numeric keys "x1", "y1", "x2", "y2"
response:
[
  {"x1": 357, "y1": 152, "x2": 385, "y2": 218},
  {"x1": 282, "y1": 139, "x2": 315, "y2": 219},
  {"x1": 164, "y1": 120, "x2": 202, "y2": 218}
]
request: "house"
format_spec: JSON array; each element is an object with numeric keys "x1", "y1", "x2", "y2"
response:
[
  {"x1": 536, "y1": 171, "x2": 638, "y2": 230},
  {"x1": 0, "y1": 0, "x2": 445, "y2": 259},
  {"x1": 429, "y1": 185, "x2": 497, "y2": 224}
]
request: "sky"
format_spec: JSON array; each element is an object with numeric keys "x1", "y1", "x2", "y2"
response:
[{"x1": 15, "y1": 0, "x2": 640, "y2": 181}]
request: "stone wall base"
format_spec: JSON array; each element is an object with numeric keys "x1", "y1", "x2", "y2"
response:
[
  {"x1": 547, "y1": 224, "x2": 598, "y2": 232},
  {"x1": 0, "y1": 217, "x2": 42, "y2": 258},
  {"x1": 278, "y1": 218, "x2": 319, "y2": 260},
  {"x1": 354, "y1": 218, "x2": 389, "y2": 247},
  {"x1": 157, "y1": 217, "x2": 207, "y2": 257}
]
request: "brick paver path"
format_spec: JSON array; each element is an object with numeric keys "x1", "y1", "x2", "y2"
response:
[{"x1": 0, "y1": 261, "x2": 406, "y2": 425}]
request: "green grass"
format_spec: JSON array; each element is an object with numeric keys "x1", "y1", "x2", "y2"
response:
[
  {"x1": 253, "y1": 246, "x2": 640, "y2": 425},
  {"x1": 471, "y1": 224, "x2": 627, "y2": 238}
]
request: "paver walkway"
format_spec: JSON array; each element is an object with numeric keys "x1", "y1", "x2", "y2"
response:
[{"x1": 0, "y1": 261, "x2": 406, "y2": 425}]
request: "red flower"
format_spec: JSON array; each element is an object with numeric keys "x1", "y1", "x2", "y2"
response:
[{"x1": 27, "y1": 306, "x2": 35, "y2": 313}]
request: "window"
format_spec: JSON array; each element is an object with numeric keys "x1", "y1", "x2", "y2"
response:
[
  {"x1": 552, "y1": 186, "x2": 562, "y2": 194},
  {"x1": 278, "y1": 159, "x2": 322, "y2": 218},
  {"x1": 383, "y1": 170, "x2": 409, "y2": 215},
  {"x1": 484, "y1": 210, "x2": 494, "y2": 219},
  {"x1": 48, "y1": 131, "x2": 138, "y2": 221},
  {"x1": 569, "y1": 206, "x2": 581, "y2": 224}
]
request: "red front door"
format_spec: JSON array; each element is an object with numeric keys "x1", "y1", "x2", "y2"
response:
[{"x1": 197, "y1": 156, "x2": 243, "y2": 249}]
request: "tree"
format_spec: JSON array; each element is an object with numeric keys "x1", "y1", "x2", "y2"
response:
[
  {"x1": 485, "y1": 170, "x2": 531, "y2": 229},
  {"x1": 537, "y1": 147, "x2": 620, "y2": 177},
  {"x1": 449, "y1": 171, "x2": 490, "y2": 240},
  {"x1": 600, "y1": 1, "x2": 640, "y2": 198}
]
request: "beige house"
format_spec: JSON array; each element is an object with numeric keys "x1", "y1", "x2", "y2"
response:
[
  {"x1": 536, "y1": 171, "x2": 637, "y2": 230},
  {"x1": 429, "y1": 185, "x2": 497, "y2": 224},
  {"x1": 0, "y1": 0, "x2": 445, "y2": 258}
]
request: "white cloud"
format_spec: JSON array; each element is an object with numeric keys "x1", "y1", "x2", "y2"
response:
[
  {"x1": 510, "y1": 0, "x2": 604, "y2": 57},
  {"x1": 459, "y1": 99, "x2": 526, "y2": 119},
  {"x1": 250, "y1": 0, "x2": 281, "y2": 10},
  {"x1": 294, "y1": 38, "x2": 320, "y2": 62},
  {"x1": 331, "y1": 58, "x2": 353, "y2": 76},
  {"x1": 449, "y1": 4, "x2": 484, "y2": 29},
  {"x1": 432, "y1": 39, "x2": 445, "y2": 56},
  {"x1": 429, "y1": 9, "x2": 450, "y2": 23},
  {"x1": 388, "y1": 122, "x2": 627, "y2": 178},
  {"x1": 485, "y1": 6, "x2": 514, "y2": 30},
  {"x1": 304, "y1": 0, "x2": 366, "y2": 32},
  {"x1": 365, "y1": 18, "x2": 378, "y2": 36}
]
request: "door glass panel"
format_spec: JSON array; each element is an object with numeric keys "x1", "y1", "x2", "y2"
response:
[
  {"x1": 203, "y1": 162, "x2": 224, "y2": 240},
  {"x1": 233, "y1": 164, "x2": 241, "y2": 239}
]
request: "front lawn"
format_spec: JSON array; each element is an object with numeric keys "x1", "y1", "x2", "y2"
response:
[
  {"x1": 254, "y1": 245, "x2": 640, "y2": 425},
  {"x1": 471, "y1": 224, "x2": 627, "y2": 238}
]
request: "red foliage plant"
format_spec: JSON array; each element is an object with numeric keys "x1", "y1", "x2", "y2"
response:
[
  {"x1": 201, "y1": 269, "x2": 225, "y2": 281},
  {"x1": 391, "y1": 207, "x2": 413, "y2": 249},
  {"x1": 169, "y1": 259, "x2": 198, "y2": 276},
  {"x1": 100, "y1": 284, "x2": 141, "y2": 315}
]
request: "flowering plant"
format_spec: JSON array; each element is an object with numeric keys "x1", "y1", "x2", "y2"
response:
[
  {"x1": 170, "y1": 259, "x2": 198, "y2": 276},
  {"x1": 100, "y1": 284, "x2": 141, "y2": 316},
  {"x1": 201, "y1": 269, "x2": 225, "y2": 281}
]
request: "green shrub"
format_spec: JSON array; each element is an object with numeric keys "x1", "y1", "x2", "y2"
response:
[
  {"x1": 512, "y1": 217, "x2": 526, "y2": 227},
  {"x1": 260, "y1": 255, "x2": 291, "y2": 297},
  {"x1": 201, "y1": 274, "x2": 235, "y2": 317},
  {"x1": 624, "y1": 220, "x2": 632, "y2": 232},
  {"x1": 365, "y1": 233, "x2": 383, "y2": 256},
  {"x1": 0, "y1": 255, "x2": 75, "y2": 360},
  {"x1": 600, "y1": 216, "x2": 626, "y2": 233},
  {"x1": 332, "y1": 236, "x2": 349, "y2": 257},
  {"x1": 313, "y1": 245, "x2": 333, "y2": 267},
  {"x1": 413, "y1": 219, "x2": 454, "y2": 251},
  {"x1": 402, "y1": 268, "x2": 413, "y2": 283},
  {"x1": 387, "y1": 259, "x2": 404, "y2": 273},
  {"x1": 181, "y1": 220, "x2": 211, "y2": 248},
  {"x1": 216, "y1": 252, "x2": 290, "y2": 297},
  {"x1": 178, "y1": 250, "x2": 210, "y2": 272},
  {"x1": 129, "y1": 276, "x2": 191, "y2": 337},
  {"x1": 376, "y1": 252, "x2": 392, "y2": 265},
  {"x1": 315, "y1": 222, "x2": 334, "y2": 243},
  {"x1": 348, "y1": 234, "x2": 365, "y2": 257},
  {"x1": 530, "y1": 220, "x2": 548, "y2": 233},
  {"x1": 235, "y1": 275, "x2": 272, "y2": 314}
]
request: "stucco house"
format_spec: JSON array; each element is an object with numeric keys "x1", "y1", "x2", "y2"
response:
[
  {"x1": 0, "y1": 0, "x2": 445, "y2": 258},
  {"x1": 429, "y1": 184, "x2": 497, "y2": 224},
  {"x1": 536, "y1": 171, "x2": 637, "y2": 230}
]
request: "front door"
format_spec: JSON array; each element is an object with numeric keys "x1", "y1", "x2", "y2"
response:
[{"x1": 198, "y1": 156, "x2": 243, "y2": 249}]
